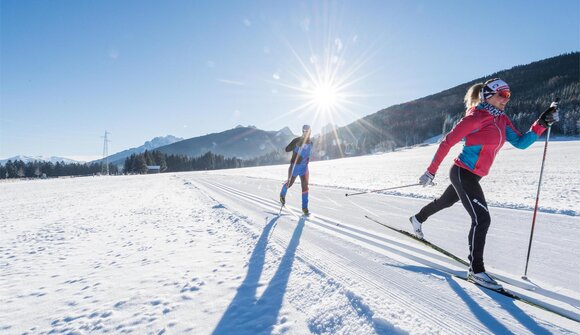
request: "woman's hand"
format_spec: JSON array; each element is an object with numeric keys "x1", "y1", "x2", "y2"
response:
[
  {"x1": 419, "y1": 171, "x2": 435, "y2": 187},
  {"x1": 538, "y1": 103, "x2": 560, "y2": 128}
]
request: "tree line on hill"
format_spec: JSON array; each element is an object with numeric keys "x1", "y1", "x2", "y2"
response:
[
  {"x1": 0, "y1": 149, "x2": 291, "y2": 179},
  {"x1": 0, "y1": 160, "x2": 119, "y2": 179},
  {"x1": 122, "y1": 150, "x2": 290, "y2": 174}
]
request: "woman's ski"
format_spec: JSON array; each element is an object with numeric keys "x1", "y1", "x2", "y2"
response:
[
  {"x1": 364, "y1": 215, "x2": 468, "y2": 266},
  {"x1": 363, "y1": 215, "x2": 577, "y2": 321}
]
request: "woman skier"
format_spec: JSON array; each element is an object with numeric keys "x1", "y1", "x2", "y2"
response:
[{"x1": 409, "y1": 78, "x2": 559, "y2": 290}]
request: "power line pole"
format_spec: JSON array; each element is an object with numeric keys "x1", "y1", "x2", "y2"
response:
[{"x1": 101, "y1": 131, "x2": 111, "y2": 175}]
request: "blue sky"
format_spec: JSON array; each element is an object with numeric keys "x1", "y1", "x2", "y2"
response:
[{"x1": 1, "y1": 0, "x2": 579, "y2": 161}]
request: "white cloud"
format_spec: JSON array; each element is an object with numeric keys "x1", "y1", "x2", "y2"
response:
[
  {"x1": 272, "y1": 72, "x2": 280, "y2": 80},
  {"x1": 218, "y1": 79, "x2": 246, "y2": 86},
  {"x1": 243, "y1": 18, "x2": 252, "y2": 27}
]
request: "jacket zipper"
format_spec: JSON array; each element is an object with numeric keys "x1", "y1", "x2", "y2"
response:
[{"x1": 493, "y1": 116, "x2": 503, "y2": 158}]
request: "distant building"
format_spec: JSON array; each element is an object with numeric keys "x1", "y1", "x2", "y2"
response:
[{"x1": 147, "y1": 165, "x2": 161, "y2": 174}]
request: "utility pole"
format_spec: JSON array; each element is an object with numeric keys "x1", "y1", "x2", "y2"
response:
[{"x1": 101, "y1": 131, "x2": 111, "y2": 175}]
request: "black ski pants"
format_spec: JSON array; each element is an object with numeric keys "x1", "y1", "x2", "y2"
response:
[{"x1": 415, "y1": 165, "x2": 491, "y2": 273}]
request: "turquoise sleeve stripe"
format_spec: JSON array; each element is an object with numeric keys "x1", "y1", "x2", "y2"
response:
[{"x1": 506, "y1": 126, "x2": 538, "y2": 149}]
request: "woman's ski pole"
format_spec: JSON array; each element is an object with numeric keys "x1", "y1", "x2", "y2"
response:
[
  {"x1": 522, "y1": 99, "x2": 558, "y2": 280},
  {"x1": 345, "y1": 183, "x2": 422, "y2": 197}
]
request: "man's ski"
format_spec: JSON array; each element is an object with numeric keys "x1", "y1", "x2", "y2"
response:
[{"x1": 364, "y1": 215, "x2": 576, "y2": 321}]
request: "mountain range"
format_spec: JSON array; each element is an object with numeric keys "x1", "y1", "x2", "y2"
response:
[
  {"x1": 94, "y1": 135, "x2": 184, "y2": 165},
  {"x1": 95, "y1": 126, "x2": 296, "y2": 167},
  {"x1": 154, "y1": 126, "x2": 296, "y2": 160}
]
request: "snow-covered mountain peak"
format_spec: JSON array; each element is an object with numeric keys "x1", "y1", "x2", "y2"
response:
[{"x1": 142, "y1": 135, "x2": 184, "y2": 150}]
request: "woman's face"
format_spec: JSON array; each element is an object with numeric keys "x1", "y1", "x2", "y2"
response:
[{"x1": 486, "y1": 90, "x2": 511, "y2": 111}]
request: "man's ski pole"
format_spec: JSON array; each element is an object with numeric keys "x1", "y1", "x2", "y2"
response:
[
  {"x1": 278, "y1": 178, "x2": 289, "y2": 216},
  {"x1": 278, "y1": 165, "x2": 295, "y2": 215},
  {"x1": 345, "y1": 183, "x2": 422, "y2": 197},
  {"x1": 522, "y1": 99, "x2": 558, "y2": 280}
]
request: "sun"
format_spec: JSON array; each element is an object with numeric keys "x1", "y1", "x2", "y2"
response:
[
  {"x1": 266, "y1": 10, "x2": 376, "y2": 140},
  {"x1": 310, "y1": 81, "x2": 342, "y2": 111}
]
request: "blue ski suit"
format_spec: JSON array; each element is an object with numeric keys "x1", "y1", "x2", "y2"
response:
[{"x1": 280, "y1": 136, "x2": 313, "y2": 210}]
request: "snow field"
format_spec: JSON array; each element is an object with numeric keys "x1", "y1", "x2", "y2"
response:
[{"x1": 1, "y1": 140, "x2": 578, "y2": 334}]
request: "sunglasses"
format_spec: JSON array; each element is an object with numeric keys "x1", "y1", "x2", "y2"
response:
[{"x1": 496, "y1": 90, "x2": 511, "y2": 99}]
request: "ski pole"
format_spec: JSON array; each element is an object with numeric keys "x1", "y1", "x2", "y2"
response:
[
  {"x1": 522, "y1": 99, "x2": 558, "y2": 280},
  {"x1": 278, "y1": 164, "x2": 294, "y2": 215},
  {"x1": 278, "y1": 176, "x2": 289, "y2": 216},
  {"x1": 345, "y1": 183, "x2": 422, "y2": 197}
]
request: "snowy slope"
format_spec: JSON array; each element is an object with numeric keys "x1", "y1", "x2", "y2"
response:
[{"x1": 0, "y1": 141, "x2": 578, "y2": 334}]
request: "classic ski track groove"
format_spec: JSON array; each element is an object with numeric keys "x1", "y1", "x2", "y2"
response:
[
  {"x1": 201, "y1": 179, "x2": 580, "y2": 306},
  {"x1": 191, "y1": 177, "x2": 544, "y2": 333},
  {"x1": 192, "y1": 179, "x2": 478, "y2": 333},
  {"x1": 203, "y1": 178, "x2": 573, "y2": 333}
]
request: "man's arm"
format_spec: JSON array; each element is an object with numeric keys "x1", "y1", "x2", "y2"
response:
[{"x1": 285, "y1": 137, "x2": 300, "y2": 152}]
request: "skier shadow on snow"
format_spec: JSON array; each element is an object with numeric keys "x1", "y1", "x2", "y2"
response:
[
  {"x1": 212, "y1": 215, "x2": 305, "y2": 335},
  {"x1": 396, "y1": 265, "x2": 551, "y2": 335}
]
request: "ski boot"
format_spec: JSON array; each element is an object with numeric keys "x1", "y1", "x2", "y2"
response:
[
  {"x1": 302, "y1": 208, "x2": 310, "y2": 216},
  {"x1": 280, "y1": 194, "x2": 285, "y2": 206},
  {"x1": 467, "y1": 271, "x2": 503, "y2": 291},
  {"x1": 409, "y1": 216, "x2": 424, "y2": 239}
]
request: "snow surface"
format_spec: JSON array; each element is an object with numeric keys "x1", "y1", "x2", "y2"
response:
[{"x1": 1, "y1": 141, "x2": 578, "y2": 334}]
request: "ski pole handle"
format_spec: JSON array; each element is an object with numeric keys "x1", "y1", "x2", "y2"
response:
[{"x1": 345, "y1": 183, "x2": 422, "y2": 197}]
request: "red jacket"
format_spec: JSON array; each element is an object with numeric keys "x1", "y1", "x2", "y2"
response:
[{"x1": 427, "y1": 104, "x2": 546, "y2": 177}]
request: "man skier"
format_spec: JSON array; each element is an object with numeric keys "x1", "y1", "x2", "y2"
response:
[{"x1": 280, "y1": 124, "x2": 313, "y2": 215}]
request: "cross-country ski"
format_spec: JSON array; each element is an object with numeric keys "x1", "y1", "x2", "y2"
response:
[{"x1": 364, "y1": 215, "x2": 577, "y2": 322}]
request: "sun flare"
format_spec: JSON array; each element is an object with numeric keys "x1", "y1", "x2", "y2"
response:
[
  {"x1": 310, "y1": 81, "x2": 342, "y2": 111},
  {"x1": 270, "y1": 37, "x2": 374, "y2": 134},
  {"x1": 266, "y1": 8, "x2": 377, "y2": 148}
]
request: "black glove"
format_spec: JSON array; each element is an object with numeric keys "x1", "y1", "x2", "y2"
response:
[{"x1": 538, "y1": 103, "x2": 560, "y2": 128}]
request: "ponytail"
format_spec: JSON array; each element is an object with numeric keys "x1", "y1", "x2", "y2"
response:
[{"x1": 464, "y1": 83, "x2": 484, "y2": 109}]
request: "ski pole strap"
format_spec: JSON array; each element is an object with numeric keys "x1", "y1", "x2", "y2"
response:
[{"x1": 345, "y1": 183, "x2": 422, "y2": 197}]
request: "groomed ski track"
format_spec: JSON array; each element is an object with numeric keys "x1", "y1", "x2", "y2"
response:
[{"x1": 191, "y1": 173, "x2": 579, "y2": 334}]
